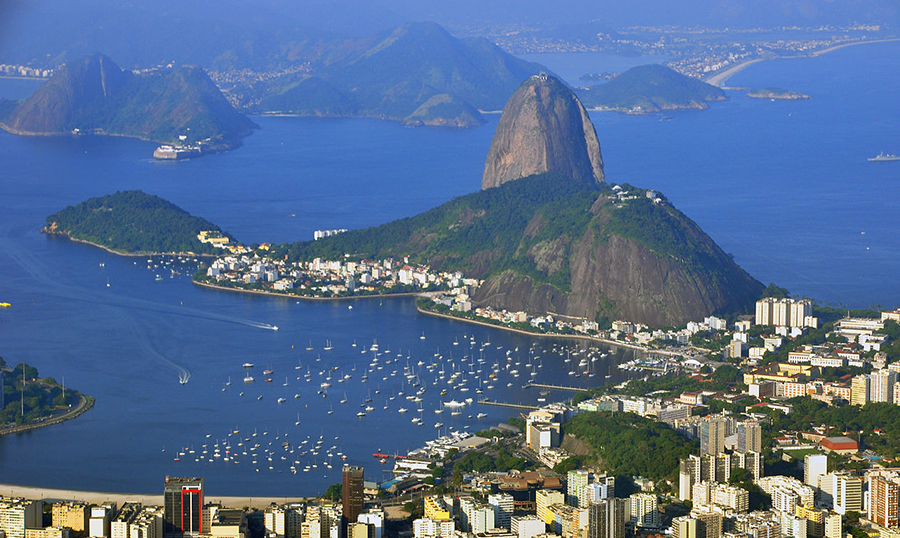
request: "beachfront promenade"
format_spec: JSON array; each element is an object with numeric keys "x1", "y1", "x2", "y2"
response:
[{"x1": 0, "y1": 483, "x2": 309, "y2": 509}]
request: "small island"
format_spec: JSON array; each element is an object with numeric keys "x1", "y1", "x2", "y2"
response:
[
  {"x1": 1, "y1": 357, "x2": 93, "y2": 435},
  {"x1": 747, "y1": 88, "x2": 811, "y2": 100},
  {"x1": 577, "y1": 64, "x2": 726, "y2": 114},
  {"x1": 43, "y1": 190, "x2": 240, "y2": 256}
]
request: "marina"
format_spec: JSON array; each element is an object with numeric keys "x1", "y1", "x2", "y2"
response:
[{"x1": 0, "y1": 40, "x2": 898, "y2": 497}]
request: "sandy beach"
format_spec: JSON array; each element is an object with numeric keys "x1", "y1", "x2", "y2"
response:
[
  {"x1": 705, "y1": 38, "x2": 900, "y2": 89},
  {"x1": 0, "y1": 483, "x2": 310, "y2": 509}
]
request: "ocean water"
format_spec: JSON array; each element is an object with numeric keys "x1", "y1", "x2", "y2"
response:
[{"x1": 0, "y1": 42, "x2": 898, "y2": 496}]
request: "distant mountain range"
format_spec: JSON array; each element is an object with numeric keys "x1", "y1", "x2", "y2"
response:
[
  {"x1": 0, "y1": 53, "x2": 257, "y2": 150},
  {"x1": 2, "y1": 0, "x2": 896, "y2": 73},
  {"x1": 578, "y1": 64, "x2": 726, "y2": 113},
  {"x1": 248, "y1": 22, "x2": 546, "y2": 126}
]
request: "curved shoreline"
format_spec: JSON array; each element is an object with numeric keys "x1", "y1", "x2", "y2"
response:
[
  {"x1": 0, "y1": 483, "x2": 310, "y2": 509},
  {"x1": 0, "y1": 394, "x2": 94, "y2": 437},
  {"x1": 42, "y1": 230, "x2": 219, "y2": 258},
  {"x1": 191, "y1": 278, "x2": 432, "y2": 302},
  {"x1": 706, "y1": 38, "x2": 900, "y2": 88},
  {"x1": 415, "y1": 306, "x2": 668, "y2": 355}
]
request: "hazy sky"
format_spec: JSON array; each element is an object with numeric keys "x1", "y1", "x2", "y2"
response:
[{"x1": 1, "y1": 0, "x2": 897, "y2": 68}]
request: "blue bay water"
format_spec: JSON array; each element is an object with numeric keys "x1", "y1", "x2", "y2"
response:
[{"x1": 0, "y1": 43, "x2": 898, "y2": 496}]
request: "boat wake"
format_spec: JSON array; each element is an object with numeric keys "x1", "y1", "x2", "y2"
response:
[
  {"x1": 129, "y1": 317, "x2": 192, "y2": 385},
  {"x1": 2, "y1": 234, "x2": 280, "y2": 332}
]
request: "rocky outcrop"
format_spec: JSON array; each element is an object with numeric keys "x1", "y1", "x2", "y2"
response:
[
  {"x1": 482, "y1": 74, "x2": 604, "y2": 190},
  {"x1": 472, "y1": 199, "x2": 761, "y2": 327}
]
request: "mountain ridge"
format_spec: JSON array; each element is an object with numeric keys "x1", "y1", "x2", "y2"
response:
[
  {"x1": 2, "y1": 53, "x2": 257, "y2": 150},
  {"x1": 251, "y1": 22, "x2": 547, "y2": 127}
]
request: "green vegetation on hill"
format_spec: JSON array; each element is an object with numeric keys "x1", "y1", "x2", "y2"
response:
[
  {"x1": 270, "y1": 173, "x2": 603, "y2": 289},
  {"x1": 264, "y1": 172, "x2": 760, "y2": 326},
  {"x1": 44, "y1": 190, "x2": 234, "y2": 255},
  {"x1": 1, "y1": 359, "x2": 87, "y2": 427},
  {"x1": 2, "y1": 53, "x2": 256, "y2": 147},
  {"x1": 563, "y1": 411, "x2": 697, "y2": 480},
  {"x1": 579, "y1": 64, "x2": 726, "y2": 113}
]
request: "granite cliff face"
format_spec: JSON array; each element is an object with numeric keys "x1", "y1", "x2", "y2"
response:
[
  {"x1": 471, "y1": 191, "x2": 762, "y2": 327},
  {"x1": 482, "y1": 74, "x2": 604, "y2": 190}
]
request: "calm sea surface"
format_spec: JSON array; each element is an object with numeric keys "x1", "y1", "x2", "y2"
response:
[{"x1": 0, "y1": 43, "x2": 897, "y2": 496}]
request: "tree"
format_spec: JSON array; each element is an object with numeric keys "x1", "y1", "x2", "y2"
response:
[{"x1": 323, "y1": 483, "x2": 341, "y2": 501}]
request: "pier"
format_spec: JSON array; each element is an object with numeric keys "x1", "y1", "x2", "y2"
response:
[
  {"x1": 477, "y1": 399, "x2": 540, "y2": 410},
  {"x1": 523, "y1": 382, "x2": 587, "y2": 392}
]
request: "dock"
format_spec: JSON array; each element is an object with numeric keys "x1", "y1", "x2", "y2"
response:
[
  {"x1": 523, "y1": 382, "x2": 587, "y2": 392},
  {"x1": 477, "y1": 399, "x2": 539, "y2": 410}
]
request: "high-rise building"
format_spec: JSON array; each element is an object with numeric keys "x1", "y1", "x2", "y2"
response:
[
  {"x1": 675, "y1": 517, "x2": 698, "y2": 538},
  {"x1": 164, "y1": 477, "x2": 203, "y2": 538},
  {"x1": 489, "y1": 494, "x2": 514, "y2": 531},
  {"x1": 872, "y1": 370, "x2": 899, "y2": 403},
  {"x1": 824, "y1": 515, "x2": 841, "y2": 538},
  {"x1": 52, "y1": 502, "x2": 90, "y2": 534},
  {"x1": 468, "y1": 506, "x2": 495, "y2": 534},
  {"x1": 412, "y1": 519, "x2": 454, "y2": 538},
  {"x1": 510, "y1": 516, "x2": 545, "y2": 538},
  {"x1": 629, "y1": 494, "x2": 659, "y2": 529},
  {"x1": 804, "y1": 455, "x2": 828, "y2": 488},
  {"x1": 588, "y1": 499, "x2": 625, "y2": 538},
  {"x1": 738, "y1": 421, "x2": 762, "y2": 453},
  {"x1": 868, "y1": 474, "x2": 900, "y2": 528},
  {"x1": 693, "y1": 510, "x2": 723, "y2": 538},
  {"x1": 851, "y1": 375, "x2": 870, "y2": 406},
  {"x1": 700, "y1": 417, "x2": 728, "y2": 456},
  {"x1": 264, "y1": 506, "x2": 303, "y2": 538},
  {"x1": 832, "y1": 472, "x2": 862, "y2": 515},
  {"x1": 735, "y1": 451, "x2": 764, "y2": 480},
  {"x1": 536, "y1": 490, "x2": 564, "y2": 525},
  {"x1": 0, "y1": 498, "x2": 43, "y2": 538},
  {"x1": 794, "y1": 506, "x2": 825, "y2": 538},
  {"x1": 342, "y1": 467, "x2": 365, "y2": 538},
  {"x1": 567, "y1": 471, "x2": 590, "y2": 507},
  {"x1": 357, "y1": 513, "x2": 382, "y2": 538}
]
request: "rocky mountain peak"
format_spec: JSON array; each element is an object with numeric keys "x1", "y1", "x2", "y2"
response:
[{"x1": 482, "y1": 74, "x2": 605, "y2": 190}]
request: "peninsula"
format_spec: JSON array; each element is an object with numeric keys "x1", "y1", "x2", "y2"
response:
[
  {"x1": 43, "y1": 191, "x2": 238, "y2": 256},
  {"x1": 209, "y1": 75, "x2": 761, "y2": 327},
  {"x1": 0, "y1": 358, "x2": 93, "y2": 436},
  {"x1": 577, "y1": 64, "x2": 726, "y2": 114},
  {"x1": 1, "y1": 53, "x2": 257, "y2": 157}
]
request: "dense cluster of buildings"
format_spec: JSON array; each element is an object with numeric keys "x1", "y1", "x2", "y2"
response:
[
  {"x1": 0, "y1": 471, "x2": 384, "y2": 538},
  {"x1": 0, "y1": 64, "x2": 53, "y2": 78},
  {"x1": 204, "y1": 253, "x2": 478, "y2": 298}
]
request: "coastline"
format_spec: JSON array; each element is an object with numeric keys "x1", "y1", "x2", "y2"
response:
[
  {"x1": 42, "y1": 230, "x2": 219, "y2": 259},
  {"x1": 0, "y1": 394, "x2": 93, "y2": 437},
  {"x1": 706, "y1": 38, "x2": 900, "y2": 88},
  {"x1": 0, "y1": 124, "x2": 245, "y2": 158},
  {"x1": 193, "y1": 279, "x2": 672, "y2": 356},
  {"x1": 415, "y1": 305, "x2": 668, "y2": 356},
  {"x1": 191, "y1": 278, "x2": 433, "y2": 302},
  {"x1": 0, "y1": 483, "x2": 310, "y2": 509}
]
